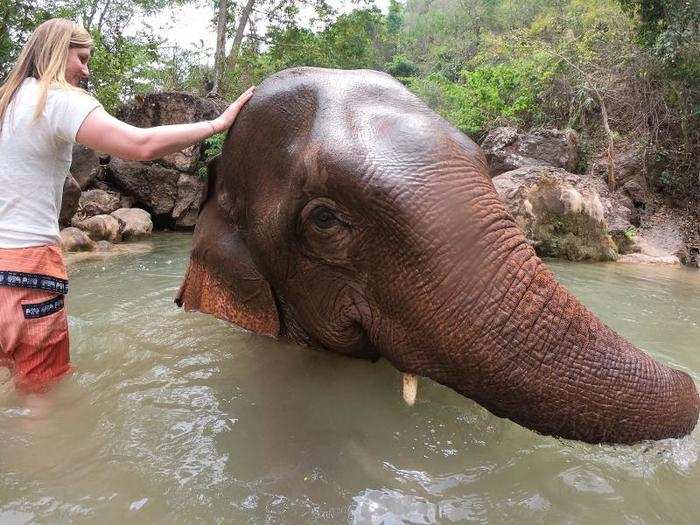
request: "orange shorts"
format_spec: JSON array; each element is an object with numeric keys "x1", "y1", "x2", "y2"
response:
[{"x1": 0, "y1": 245, "x2": 71, "y2": 389}]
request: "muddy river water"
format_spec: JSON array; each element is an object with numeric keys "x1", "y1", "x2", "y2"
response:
[{"x1": 1, "y1": 232, "x2": 698, "y2": 524}]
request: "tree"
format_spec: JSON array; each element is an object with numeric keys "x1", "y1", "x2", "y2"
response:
[
  {"x1": 618, "y1": 0, "x2": 698, "y2": 48},
  {"x1": 1, "y1": 0, "x2": 188, "y2": 110},
  {"x1": 224, "y1": 0, "x2": 258, "y2": 75},
  {"x1": 386, "y1": 0, "x2": 404, "y2": 35},
  {"x1": 0, "y1": 0, "x2": 53, "y2": 78},
  {"x1": 210, "y1": 0, "x2": 229, "y2": 95}
]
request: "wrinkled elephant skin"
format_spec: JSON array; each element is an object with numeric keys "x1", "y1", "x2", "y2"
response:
[{"x1": 177, "y1": 67, "x2": 699, "y2": 445}]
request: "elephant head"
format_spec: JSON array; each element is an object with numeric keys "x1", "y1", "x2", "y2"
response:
[{"x1": 176, "y1": 67, "x2": 699, "y2": 444}]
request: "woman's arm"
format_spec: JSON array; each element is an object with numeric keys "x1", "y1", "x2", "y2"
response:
[{"x1": 75, "y1": 86, "x2": 255, "y2": 161}]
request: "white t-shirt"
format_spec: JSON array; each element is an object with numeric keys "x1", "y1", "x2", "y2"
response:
[{"x1": 0, "y1": 77, "x2": 101, "y2": 248}]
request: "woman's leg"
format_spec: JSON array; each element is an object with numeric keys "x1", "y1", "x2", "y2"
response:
[{"x1": 0, "y1": 286, "x2": 71, "y2": 391}]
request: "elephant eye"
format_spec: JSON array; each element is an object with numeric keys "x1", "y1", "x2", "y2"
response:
[{"x1": 310, "y1": 206, "x2": 339, "y2": 230}]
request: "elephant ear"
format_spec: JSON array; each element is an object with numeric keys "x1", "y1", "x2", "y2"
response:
[{"x1": 175, "y1": 157, "x2": 280, "y2": 338}]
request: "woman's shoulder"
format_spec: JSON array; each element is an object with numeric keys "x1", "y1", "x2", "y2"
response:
[
  {"x1": 45, "y1": 84, "x2": 102, "y2": 119},
  {"x1": 47, "y1": 83, "x2": 97, "y2": 102},
  {"x1": 15, "y1": 77, "x2": 39, "y2": 97}
]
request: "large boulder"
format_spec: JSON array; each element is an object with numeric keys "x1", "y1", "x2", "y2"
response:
[
  {"x1": 117, "y1": 92, "x2": 225, "y2": 174},
  {"x1": 70, "y1": 144, "x2": 101, "y2": 189},
  {"x1": 493, "y1": 166, "x2": 617, "y2": 261},
  {"x1": 589, "y1": 143, "x2": 647, "y2": 189},
  {"x1": 102, "y1": 91, "x2": 223, "y2": 230},
  {"x1": 59, "y1": 227, "x2": 95, "y2": 252},
  {"x1": 72, "y1": 214, "x2": 123, "y2": 243},
  {"x1": 482, "y1": 127, "x2": 580, "y2": 176},
  {"x1": 588, "y1": 142, "x2": 650, "y2": 213},
  {"x1": 109, "y1": 157, "x2": 204, "y2": 228},
  {"x1": 162, "y1": 145, "x2": 200, "y2": 173},
  {"x1": 173, "y1": 174, "x2": 205, "y2": 228},
  {"x1": 109, "y1": 157, "x2": 180, "y2": 217},
  {"x1": 78, "y1": 189, "x2": 122, "y2": 218},
  {"x1": 59, "y1": 174, "x2": 81, "y2": 227},
  {"x1": 111, "y1": 208, "x2": 153, "y2": 240}
]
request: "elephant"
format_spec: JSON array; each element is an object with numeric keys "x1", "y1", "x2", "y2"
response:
[{"x1": 176, "y1": 67, "x2": 699, "y2": 445}]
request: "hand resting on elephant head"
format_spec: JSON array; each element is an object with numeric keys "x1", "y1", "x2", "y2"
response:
[{"x1": 176, "y1": 67, "x2": 699, "y2": 445}]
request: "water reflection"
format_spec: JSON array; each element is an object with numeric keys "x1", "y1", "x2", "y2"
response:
[{"x1": 0, "y1": 233, "x2": 698, "y2": 524}]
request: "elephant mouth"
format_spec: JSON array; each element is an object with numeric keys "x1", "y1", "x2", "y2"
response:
[{"x1": 175, "y1": 258, "x2": 279, "y2": 338}]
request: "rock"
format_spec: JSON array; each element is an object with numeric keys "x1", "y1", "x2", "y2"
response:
[
  {"x1": 589, "y1": 142, "x2": 648, "y2": 199},
  {"x1": 482, "y1": 127, "x2": 580, "y2": 176},
  {"x1": 92, "y1": 180, "x2": 114, "y2": 192},
  {"x1": 552, "y1": 170, "x2": 645, "y2": 256},
  {"x1": 59, "y1": 227, "x2": 95, "y2": 252},
  {"x1": 631, "y1": 204, "x2": 695, "y2": 264},
  {"x1": 72, "y1": 214, "x2": 123, "y2": 243},
  {"x1": 173, "y1": 174, "x2": 205, "y2": 228},
  {"x1": 111, "y1": 208, "x2": 153, "y2": 240},
  {"x1": 78, "y1": 189, "x2": 122, "y2": 218},
  {"x1": 118, "y1": 92, "x2": 225, "y2": 128},
  {"x1": 94, "y1": 240, "x2": 113, "y2": 252},
  {"x1": 70, "y1": 144, "x2": 100, "y2": 189},
  {"x1": 104, "y1": 91, "x2": 224, "y2": 228},
  {"x1": 162, "y1": 145, "x2": 200, "y2": 173},
  {"x1": 120, "y1": 194, "x2": 135, "y2": 209},
  {"x1": 116, "y1": 92, "x2": 226, "y2": 174},
  {"x1": 621, "y1": 180, "x2": 647, "y2": 207},
  {"x1": 59, "y1": 174, "x2": 81, "y2": 227},
  {"x1": 493, "y1": 166, "x2": 617, "y2": 261},
  {"x1": 609, "y1": 229, "x2": 641, "y2": 256},
  {"x1": 70, "y1": 144, "x2": 109, "y2": 190},
  {"x1": 109, "y1": 157, "x2": 180, "y2": 216},
  {"x1": 110, "y1": 157, "x2": 206, "y2": 228}
]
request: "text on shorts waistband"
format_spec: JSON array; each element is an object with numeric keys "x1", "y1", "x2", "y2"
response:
[{"x1": 0, "y1": 270, "x2": 69, "y2": 294}]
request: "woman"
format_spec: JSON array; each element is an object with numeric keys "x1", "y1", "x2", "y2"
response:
[{"x1": 0, "y1": 18, "x2": 255, "y2": 390}]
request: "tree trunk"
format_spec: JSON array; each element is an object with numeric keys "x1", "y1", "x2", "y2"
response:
[
  {"x1": 225, "y1": 0, "x2": 257, "y2": 74},
  {"x1": 210, "y1": 0, "x2": 229, "y2": 96},
  {"x1": 591, "y1": 88, "x2": 616, "y2": 191}
]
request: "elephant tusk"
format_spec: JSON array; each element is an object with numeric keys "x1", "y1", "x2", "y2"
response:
[{"x1": 402, "y1": 373, "x2": 418, "y2": 406}]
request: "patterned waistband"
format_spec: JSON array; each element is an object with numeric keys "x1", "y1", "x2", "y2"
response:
[
  {"x1": 0, "y1": 270, "x2": 69, "y2": 294},
  {"x1": 23, "y1": 295, "x2": 65, "y2": 319}
]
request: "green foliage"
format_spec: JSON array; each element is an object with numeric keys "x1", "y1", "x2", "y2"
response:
[
  {"x1": 386, "y1": 53, "x2": 419, "y2": 78},
  {"x1": 88, "y1": 32, "x2": 161, "y2": 113},
  {"x1": 386, "y1": 0, "x2": 404, "y2": 35},
  {"x1": 406, "y1": 59, "x2": 550, "y2": 135},
  {"x1": 227, "y1": 6, "x2": 392, "y2": 91},
  {"x1": 0, "y1": 1, "x2": 53, "y2": 79},
  {"x1": 320, "y1": 8, "x2": 388, "y2": 69},
  {"x1": 618, "y1": 0, "x2": 698, "y2": 50},
  {"x1": 202, "y1": 132, "x2": 225, "y2": 159},
  {"x1": 197, "y1": 132, "x2": 226, "y2": 179}
]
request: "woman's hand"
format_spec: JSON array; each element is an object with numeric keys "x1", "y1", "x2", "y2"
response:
[{"x1": 211, "y1": 86, "x2": 256, "y2": 133}]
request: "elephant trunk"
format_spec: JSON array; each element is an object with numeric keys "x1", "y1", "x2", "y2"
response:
[{"x1": 395, "y1": 241, "x2": 699, "y2": 444}]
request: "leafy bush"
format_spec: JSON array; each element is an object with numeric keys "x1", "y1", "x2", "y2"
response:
[
  {"x1": 406, "y1": 59, "x2": 549, "y2": 136},
  {"x1": 387, "y1": 54, "x2": 420, "y2": 78},
  {"x1": 197, "y1": 133, "x2": 226, "y2": 179}
]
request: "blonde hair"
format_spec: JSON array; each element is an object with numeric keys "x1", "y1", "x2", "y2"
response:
[{"x1": 0, "y1": 18, "x2": 93, "y2": 134}]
